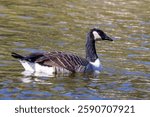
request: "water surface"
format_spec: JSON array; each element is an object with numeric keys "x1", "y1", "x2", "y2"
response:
[{"x1": 0, "y1": 0, "x2": 150, "y2": 99}]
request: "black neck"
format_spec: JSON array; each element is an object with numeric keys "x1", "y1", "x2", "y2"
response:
[{"x1": 85, "y1": 32, "x2": 98, "y2": 62}]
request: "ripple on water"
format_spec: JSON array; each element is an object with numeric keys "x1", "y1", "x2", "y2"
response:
[
  {"x1": 17, "y1": 15, "x2": 34, "y2": 20},
  {"x1": 117, "y1": 82, "x2": 135, "y2": 92},
  {"x1": 0, "y1": 35, "x2": 7, "y2": 40},
  {"x1": 0, "y1": 13, "x2": 6, "y2": 17},
  {"x1": 128, "y1": 47, "x2": 150, "y2": 51},
  {"x1": 18, "y1": 90, "x2": 52, "y2": 99}
]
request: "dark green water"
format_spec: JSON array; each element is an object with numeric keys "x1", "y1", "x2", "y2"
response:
[{"x1": 0, "y1": 0, "x2": 150, "y2": 99}]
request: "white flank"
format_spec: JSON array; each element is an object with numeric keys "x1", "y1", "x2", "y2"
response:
[
  {"x1": 19, "y1": 60, "x2": 55, "y2": 75},
  {"x1": 89, "y1": 58, "x2": 102, "y2": 73},
  {"x1": 92, "y1": 31, "x2": 101, "y2": 40},
  {"x1": 34, "y1": 63, "x2": 55, "y2": 75}
]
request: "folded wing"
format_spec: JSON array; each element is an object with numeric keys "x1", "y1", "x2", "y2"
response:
[{"x1": 34, "y1": 51, "x2": 89, "y2": 72}]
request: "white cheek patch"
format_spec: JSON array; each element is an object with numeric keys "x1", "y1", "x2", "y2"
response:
[{"x1": 93, "y1": 31, "x2": 101, "y2": 40}]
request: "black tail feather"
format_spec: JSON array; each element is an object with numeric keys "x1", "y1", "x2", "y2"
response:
[{"x1": 11, "y1": 52, "x2": 24, "y2": 60}]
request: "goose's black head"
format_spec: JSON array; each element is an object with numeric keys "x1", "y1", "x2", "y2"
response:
[{"x1": 90, "y1": 28, "x2": 113, "y2": 41}]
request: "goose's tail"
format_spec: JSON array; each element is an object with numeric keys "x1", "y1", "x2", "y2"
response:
[
  {"x1": 11, "y1": 52, "x2": 35, "y2": 72},
  {"x1": 11, "y1": 52, "x2": 24, "y2": 60}
]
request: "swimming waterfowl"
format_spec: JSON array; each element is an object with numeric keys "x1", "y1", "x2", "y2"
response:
[{"x1": 11, "y1": 28, "x2": 113, "y2": 75}]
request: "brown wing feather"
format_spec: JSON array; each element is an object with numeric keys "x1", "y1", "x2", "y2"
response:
[{"x1": 36, "y1": 51, "x2": 89, "y2": 72}]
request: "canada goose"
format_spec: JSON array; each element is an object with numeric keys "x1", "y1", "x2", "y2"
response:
[{"x1": 11, "y1": 28, "x2": 113, "y2": 75}]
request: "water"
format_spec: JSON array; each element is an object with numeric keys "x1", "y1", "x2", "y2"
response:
[{"x1": 0, "y1": 0, "x2": 150, "y2": 100}]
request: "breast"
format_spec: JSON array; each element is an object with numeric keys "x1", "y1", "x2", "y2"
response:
[{"x1": 89, "y1": 58, "x2": 103, "y2": 73}]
